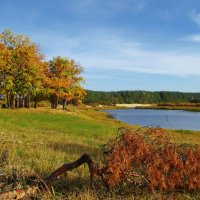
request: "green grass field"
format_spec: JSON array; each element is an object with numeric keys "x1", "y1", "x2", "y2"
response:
[{"x1": 1, "y1": 107, "x2": 200, "y2": 199}]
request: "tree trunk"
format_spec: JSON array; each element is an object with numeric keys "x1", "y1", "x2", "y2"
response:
[
  {"x1": 6, "y1": 92, "x2": 10, "y2": 108},
  {"x1": 51, "y1": 95, "x2": 58, "y2": 109},
  {"x1": 24, "y1": 96, "x2": 27, "y2": 108},
  {"x1": 10, "y1": 94, "x2": 15, "y2": 109},
  {"x1": 24, "y1": 95, "x2": 30, "y2": 108},
  {"x1": 62, "y1": 99, "x2": 66, "y2": 110},
  {"x1": 19, "y1": 95, "x2": 23, "y2": 108},
  {"x1": 55, "y1": 96, "x2": 58, "y2": 108},
  {"x1": 15, "y1": 97, "x2": 18, "y2": 108},
  {"x1": 27, "y1": 95, "x2": 30, "y2": 108},
  {"x1": 51, "y1": 96, "x2": 54, "y2": 108},
  {"x1": 34, "y1": 96, "x2": 37, "y2": 109},
  {"x1": 22, "y1": 95, "x2": 25, "y2": 108}
]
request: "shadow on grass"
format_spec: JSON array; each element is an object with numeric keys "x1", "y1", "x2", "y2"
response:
[
  {"x1": 47, "y1": 141, "x2": 101, "y2": 158},
  {"x1": 51, "y1": 176, "x2": 109, "y2": 199}
]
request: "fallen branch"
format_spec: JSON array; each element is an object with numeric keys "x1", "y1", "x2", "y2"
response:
[
  {"x1": 0, "y1": 154, "x2": 99, "y2": 199},
  {"x1": 46, "y1": 153, "x2": 99, "y2": 185}
]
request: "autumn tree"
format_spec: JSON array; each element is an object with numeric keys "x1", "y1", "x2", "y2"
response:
[
  {"x1": 0, "y1": 29, "x2": 45, "y2": 108},
  {"x1": 64, "y1": 86, "x2": 87, "y2": 107},
  {"x1": 0, "y1": 40, "x2": 12, "y2": 107},
  {"x1": 45, "y1": 57, "x2": 85, "y2": 109},
  {"x1": 0, "y1": 30, "x2": 86, "y2": 109}
]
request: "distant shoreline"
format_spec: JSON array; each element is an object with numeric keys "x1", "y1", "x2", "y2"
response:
[
  {"x1": 114, "y1": 104, "x2": 200, "y2": 112},
  {"x1": 93, "y1": 103, "x2": 200, "y2": 112}
]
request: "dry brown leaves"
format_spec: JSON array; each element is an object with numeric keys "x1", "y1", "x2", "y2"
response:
[{"x1": 101, "y1": 127, "x2": 200, "y2": 192}]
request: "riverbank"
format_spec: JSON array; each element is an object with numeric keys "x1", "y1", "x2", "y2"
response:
[
  {"x1": 104, "y1": 103, "x2": 200, "y2": 112},
  {"x1": 0, "y1": 107, "x2": 200, "y2": 199},
  {"x1": 136, "y1": 105, "x2": 200, "y2": 112}
]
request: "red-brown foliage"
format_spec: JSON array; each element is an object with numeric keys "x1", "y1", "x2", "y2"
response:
[{"x1": 101, "y1": 127, "x2": 200, "y2": 191}]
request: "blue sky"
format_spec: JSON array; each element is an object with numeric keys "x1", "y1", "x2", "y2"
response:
[{"x1": 1, "y1": 0, "x2": 200, "y2": 92}]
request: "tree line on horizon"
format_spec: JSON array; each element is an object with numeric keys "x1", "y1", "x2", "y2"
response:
[
  {"x1": 0, "y1": 29, "x2": 86, "y2": 109},
  {"x1": 84, "y1": 90, "x2": 200, "y2": 105}
]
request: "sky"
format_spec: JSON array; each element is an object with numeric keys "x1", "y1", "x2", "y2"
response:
[{"x1": 0, "y1": 0, "x2": 200, "y2": 92}]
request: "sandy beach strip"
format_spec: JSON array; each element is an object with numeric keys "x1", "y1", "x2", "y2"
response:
[{"x1": 115, "y1": 104, "x2": 152, "y2": 108}]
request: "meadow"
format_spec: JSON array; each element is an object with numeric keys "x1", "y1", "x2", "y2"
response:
[{"x1": 1, "y1": 107, "x2": 200, "y2": 199}]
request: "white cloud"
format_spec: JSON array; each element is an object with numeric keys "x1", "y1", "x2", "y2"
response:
[
  {"x1": 32, "y1": 29, "x2": 200, "y2": 77},
  {"x1": 71, "y1": 38, "x2": 200, "y2": 76},
  {"x1": 180, "y1": 10, "x2": 200, "y2": 43},
  {"x1": 77, "y1": 51, "x2": 200, "y2": 76},
  {"x1": 181, "y1": 34, "x2": 200, "y2": 42}
]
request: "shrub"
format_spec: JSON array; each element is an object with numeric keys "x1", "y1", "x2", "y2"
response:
[
  {"x1": 101, "y1": 127, "x2": 200, "y2": 191},
  {"x1": 30, "y1": 100, "x2": 50, "y2": 108}
]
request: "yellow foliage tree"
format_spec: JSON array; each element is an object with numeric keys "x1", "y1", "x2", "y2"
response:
[
  {"x1": 0, "y1": 30, "x2": 86, "y2": 109},
  {"x1": 0, "y1": 29, "x2": 46, "y2": 108},
  {"x1": 45, "y1": 56, "x2": 85, "y2": 108}
]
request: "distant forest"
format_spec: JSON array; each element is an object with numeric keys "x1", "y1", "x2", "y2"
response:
[{"x1": 84, "y1": 90, "x2": 200, "y2": 105}]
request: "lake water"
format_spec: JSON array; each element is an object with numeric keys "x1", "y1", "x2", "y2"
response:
[{"x1": 105, "y1": 109, "x2": 200, "y2": 131}]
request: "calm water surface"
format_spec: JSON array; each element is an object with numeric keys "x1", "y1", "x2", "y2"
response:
[{"x1": 105, "y1": 109, "x2": 200, "y2": 130}]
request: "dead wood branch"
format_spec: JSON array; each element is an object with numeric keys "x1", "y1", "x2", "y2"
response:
[{"x1": 45, "y1": 153, "x2": 99, "y2": 185}]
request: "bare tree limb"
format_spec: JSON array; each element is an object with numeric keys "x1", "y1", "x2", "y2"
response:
[{"x1": 45, "y1": 154, "x2": 98, "y2": 186}]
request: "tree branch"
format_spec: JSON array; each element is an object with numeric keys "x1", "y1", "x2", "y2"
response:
[{"x1": 45, "y1": 154, "x2": 98, "y2": 185}]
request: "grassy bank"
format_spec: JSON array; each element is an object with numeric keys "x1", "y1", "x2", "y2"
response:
[
  {"x1": 0, "y1": 107, "x2": 200, "y2": 199},
  {"x1": 0, "y1": 108, "x2": 124, "y2": 174}
]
